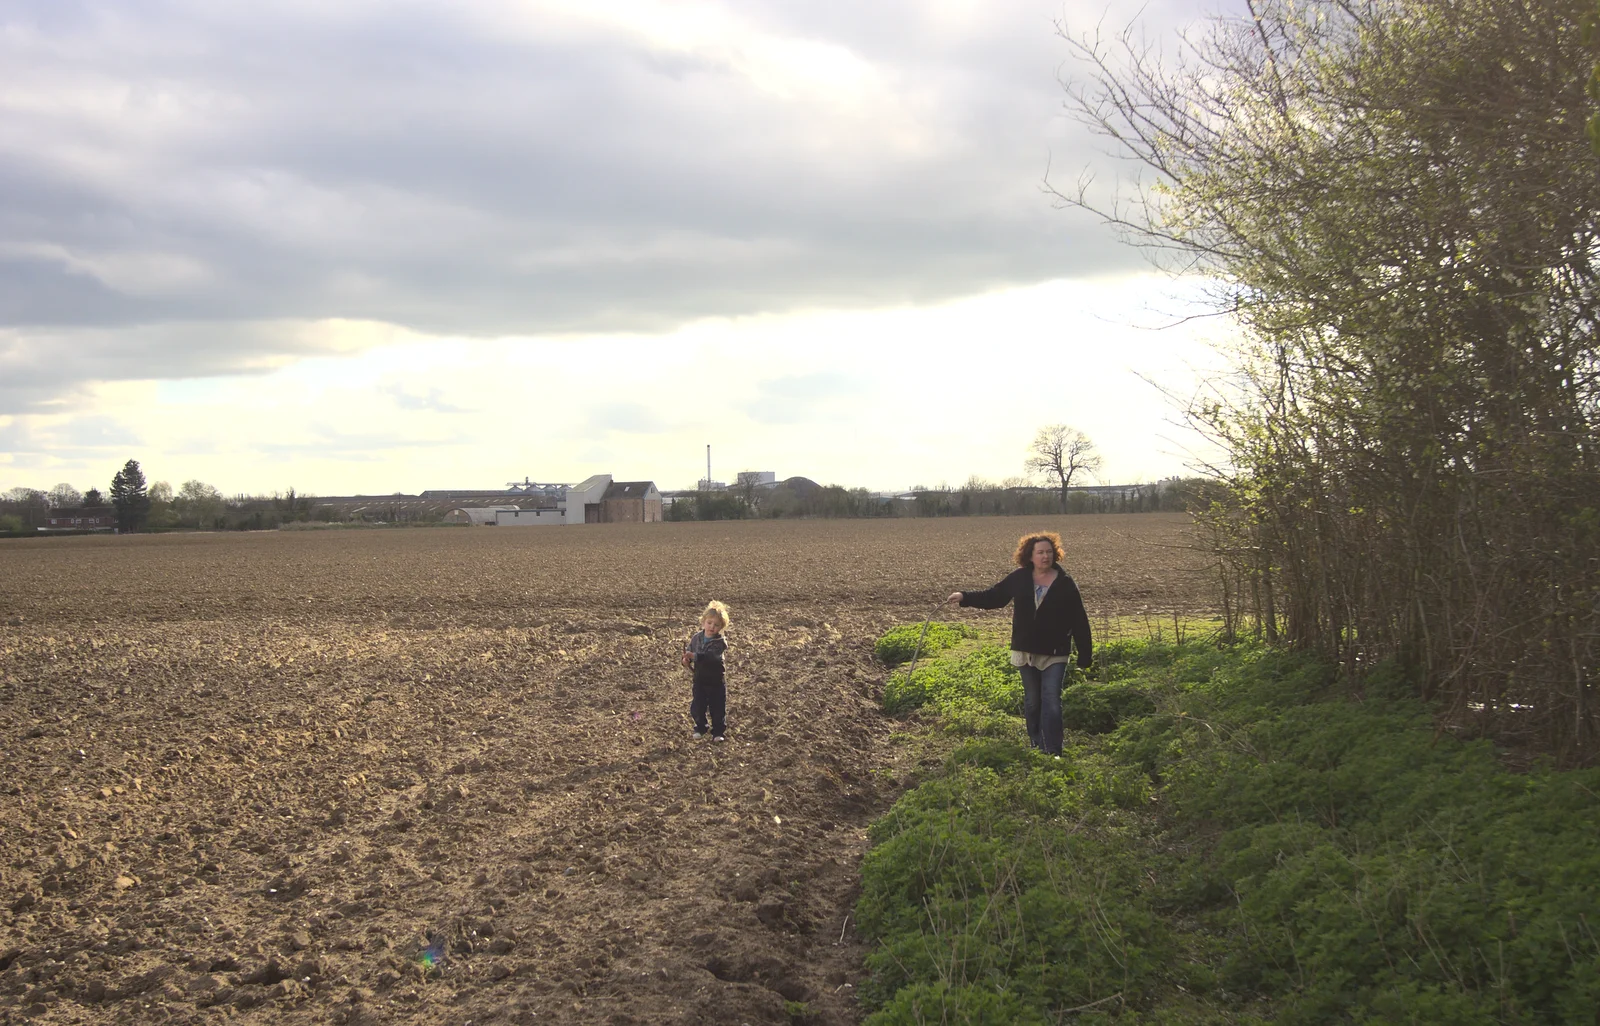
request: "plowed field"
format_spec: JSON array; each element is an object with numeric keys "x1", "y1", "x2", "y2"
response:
[{"x1": 0, "y1": 514, "x2": 1210, "y2": 1025}]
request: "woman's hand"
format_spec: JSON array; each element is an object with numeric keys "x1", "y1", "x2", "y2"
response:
[{"x1": 947, "y1": 591, "x2": 963, "y2": 605}]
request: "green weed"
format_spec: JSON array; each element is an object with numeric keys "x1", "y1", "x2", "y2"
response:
[
  {"x1": 875, "y1": 621, "x2": 977, "y2": 666},
  {"x1": 860, "y1": 630, "x2": 1600, "y2": 1023},
  {"x1": 882, "y1": 645, "x2": 1019, "y2": 718}
]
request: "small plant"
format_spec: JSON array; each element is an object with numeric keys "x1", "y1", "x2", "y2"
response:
[
  {"x1": 865, "y1": 981, "x2": 1047, "y2": 1025},
  {"x1": 874, "y1": 622, "x2": 973, "y2": 666},
  {"x1": 881, "y1": 646, "x2": 1018, "y2": 718},
  {"x1": 1059, "y1": 680, "x2": 1155, "y2": 734}
]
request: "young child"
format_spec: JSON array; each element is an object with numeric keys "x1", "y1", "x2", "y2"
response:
[{"x1": 681, "y1": 600, "x2": 730, "y2": 742}]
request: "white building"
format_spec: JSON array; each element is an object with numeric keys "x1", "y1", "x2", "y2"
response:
[
  {"x1": 445, "y1": 506, "x2": 520, "y2": 525},
  {"x1": 450, "y1": 474, "x2": 662, "y2": 526},
  {"x1": 495, "y1": 508, "x2": 567, "y2": 525},
  {"x1": 561, "y1": 474, "x2": 612, "y2": 524}
]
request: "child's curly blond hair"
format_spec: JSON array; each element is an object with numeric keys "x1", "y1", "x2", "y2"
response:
[{"x1": 702, "y1": 600, "x2": 730, "y2": 630}]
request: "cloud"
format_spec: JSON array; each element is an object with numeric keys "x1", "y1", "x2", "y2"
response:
[
  {"x1": 739, "y1": 371, "x2": 865, "y2": 425},
  {"x1": 0, "y1": 412, "x2": 141, "y2": 459},
  {"x1": 0, "y1": 0, "x2": 1237, "y2": 413},
  {"x1": 252, "y1": 426, "x2": 458, "y2": 459},
  {"x1": 0, "y1": 319, "x2": 415, "y2": 413},
  {"x1": 0, "y1": 273, "x2": 1238, "y2": 495},
  {"x1": 384, "y1": 383, "x2": 474, "y2": 414},
  {"x1": 584, "y1": 401, "x2": 671, "y2": 435}
]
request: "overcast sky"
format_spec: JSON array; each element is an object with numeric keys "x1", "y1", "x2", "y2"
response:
[{"x1": 1, "y1": 0, "x2": 1243, "y2": 497}]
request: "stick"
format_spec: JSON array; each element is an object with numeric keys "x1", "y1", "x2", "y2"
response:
[
  {"x1": 903, "y1": 598, "x2": 947, "y2": 681},
  {"x1": 1058, "y1": 992, "x2": 1123, "y2": 1017}
]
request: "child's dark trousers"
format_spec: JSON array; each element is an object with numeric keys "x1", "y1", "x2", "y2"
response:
[{"x1": 691, "y1": 667, "x2": 726, "y2": 737}]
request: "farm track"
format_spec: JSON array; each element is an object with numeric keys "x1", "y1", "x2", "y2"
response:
[{"x1": 0, "y1": 515, "x2": 1210, "y2": 1025}]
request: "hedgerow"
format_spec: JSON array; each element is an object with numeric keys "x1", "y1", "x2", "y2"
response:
[{"x1": 859, "y1": 634, "x2": 1600, "y2": 1023}]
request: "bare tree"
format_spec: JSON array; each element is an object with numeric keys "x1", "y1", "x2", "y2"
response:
[
  {"x1": 175, "y1": 480, "x2": 226, "y2": 529},
  {"x1": 47, "y1": 483, "x2": 83, "y2": 508},
  {"x1": 1026, "y1": 425, "x2": 1102, "y2": 512},
  {"x1": 147, "y1": 481, "x2": 176, "y2": 529},
  {"x1": 733, "y1": 472, "x2": 763, "y2": 516}
]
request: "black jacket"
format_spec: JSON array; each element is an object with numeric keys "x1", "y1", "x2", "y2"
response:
[
  {"x1": 686, "y1": 630, "x2": 727, "y2": 685},
  {"x1": 959, "y1": 564, "x2": 1092, "y2": 668}
]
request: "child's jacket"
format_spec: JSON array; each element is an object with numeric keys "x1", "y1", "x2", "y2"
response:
[{"x1": 686, "y1": 630, "x2": 728, "y2": 684}]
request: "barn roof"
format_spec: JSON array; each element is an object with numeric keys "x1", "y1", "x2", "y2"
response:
[
  {"x1": 603, "y1": 480, "x2": 658, "y2": 500},
  {"x1": 452, "y1": 506, "x2": 518, "y2": 525}
]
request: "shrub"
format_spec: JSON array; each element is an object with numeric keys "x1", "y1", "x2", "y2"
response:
[
  {"x1": 882, "y1": 646, "x2": 1018, "y2": 718},
  {"x1": 874, "y1": 622, "x2": 973, "y2": 666},
  {"x1": 861, "y1": 629, "x2": 1600, "y2": 1022},
  {"x1": 857, "y1": 757, "x2": 1173, "y2": 1018},
  {"x1": 1060, "y1": 680, "x2": 1156, "y2": 734},
  {"x1": 863, "y1": 981, "x2": 1048, "y2": 1026}
]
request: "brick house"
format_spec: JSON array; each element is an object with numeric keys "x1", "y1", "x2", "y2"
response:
[
  {"x1": 599, "y1": 481, "x2": 664, "y2": 523},
  {"x1": 41, "y1": 508, "x2": 117, "y2": 532}
]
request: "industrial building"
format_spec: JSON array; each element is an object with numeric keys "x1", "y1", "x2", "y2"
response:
[{"x1": 448, "y1": 475, "x2": 662, "y2": 526}]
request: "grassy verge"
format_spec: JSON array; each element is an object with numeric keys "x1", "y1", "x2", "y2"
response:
[{"x1": 859, "y1": 629, "x2": 1600, "y2": 1024}]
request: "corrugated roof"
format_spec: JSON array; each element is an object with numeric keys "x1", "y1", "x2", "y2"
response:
[{"x1": 451, "y1": 506, "x2": 519, "y2": 525}]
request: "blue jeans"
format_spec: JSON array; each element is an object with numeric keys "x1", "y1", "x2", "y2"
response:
[{"x1": 1018, "y1": 662, "x2": 1068, "y2": 755}]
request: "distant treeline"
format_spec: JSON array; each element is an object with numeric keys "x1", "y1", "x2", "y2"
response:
[
  {"x1": 4, "y1": 474, "x2": 1207, "y2": 536},
  {"x1": 664, "y1": 476, "x2": 1205, "y2": 521},
  {"x1": 0, "y1": 482, "x2": 321, "y2": 535}
]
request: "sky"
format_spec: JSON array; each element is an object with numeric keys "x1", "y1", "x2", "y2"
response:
[{"x1": 1, "y1": 0, "x2": 1243, "y2": 497}]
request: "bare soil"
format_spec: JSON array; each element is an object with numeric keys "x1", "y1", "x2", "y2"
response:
[{"x1": 0, "y1": 515, "x2": 1210, "y2": 1025}]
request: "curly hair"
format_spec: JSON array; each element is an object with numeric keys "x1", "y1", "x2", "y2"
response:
[
  {"x1": 702, "y1": 600, "x2": 731, "y2": 629},
  {"x1": 1012, "y1": 531, "x2": 1065, "y2": 569}
]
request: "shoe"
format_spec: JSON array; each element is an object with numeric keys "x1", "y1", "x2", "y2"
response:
[
  {"x1": 711, "y1": 735, "x2": 727, "y2": 743},
  {"x1": 692, "y1": 730, "x2": 707, "y2": 740}
]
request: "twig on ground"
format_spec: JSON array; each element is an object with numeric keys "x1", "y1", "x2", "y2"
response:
[{"x1": 1058, "y1": 992, "x2": 1123, "y2": 1018}]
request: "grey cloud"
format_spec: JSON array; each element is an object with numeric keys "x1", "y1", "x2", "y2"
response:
[
  {"x1": 1, "y1": 0, "x2": 1236, "y2": 413},
  {"x1": 0, "y1": 323, "x2": 353, "y2": 413},
  {"x1": 0, "y1": 413, "x2": 141, "y2": 459}
]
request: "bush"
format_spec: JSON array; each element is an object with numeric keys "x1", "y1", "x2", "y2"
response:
[
  {"x1": 864, "y1": 981, "x2": 1048, "y2": 1026},
  {"x1": 860, "y1": 629, "x2": 1600, "y2": 1022},
  {"x1": 881, "y1": 645, "x2": 1017, "y2": 718},
  {"x1": 874, "y1": 622, "x2": 973, "y2": 665},
  {"x1": 1060, "y1": 680, "x2": 1156, "y2": 734},
  {"x1": 1149, "y1": 654, "x2": 1600, "y2": 1023},
  {"x1": 857, "y1": 757, "x2": 1172, "y2": 1018}
]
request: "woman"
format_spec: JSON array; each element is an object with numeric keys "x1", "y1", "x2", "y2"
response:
[{"x1": 947, "y1": 531, "x2": 1092, "y2": 756}]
